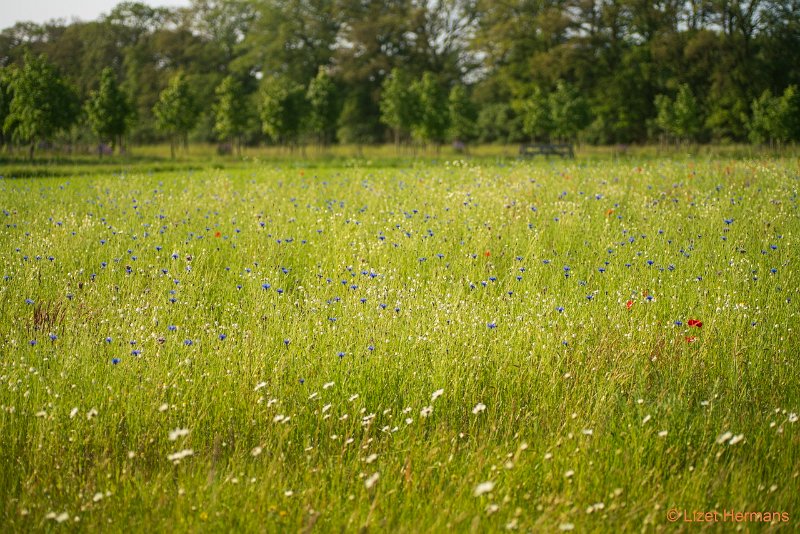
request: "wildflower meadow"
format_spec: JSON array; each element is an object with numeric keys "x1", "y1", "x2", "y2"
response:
[{"x1": 1, "y1": 156, "x2": 798, "y2": 532}]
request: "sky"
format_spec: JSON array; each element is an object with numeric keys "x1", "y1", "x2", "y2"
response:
[{"x1": 1, "y1": 0, "x2": 192, "y2": 30}]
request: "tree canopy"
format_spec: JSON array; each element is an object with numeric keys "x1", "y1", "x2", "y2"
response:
[{"x1": 0, "y1": 0, "x2": 799, "y2": 148}]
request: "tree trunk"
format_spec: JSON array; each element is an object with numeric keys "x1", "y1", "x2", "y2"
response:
[{"x1": 29, "y1": 142, "x2": 35, "y2": 160}]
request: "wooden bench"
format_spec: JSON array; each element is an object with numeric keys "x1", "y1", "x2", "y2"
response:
[{"x1": 519, "y1": 143, "x2": 574, "y2": 158}]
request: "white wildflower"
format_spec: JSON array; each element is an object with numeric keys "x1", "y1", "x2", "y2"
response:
[
  {"x1": 420, "y1": 406, "x2": 433, "y2": 418},
  {"x1": 254, "y1": 381, "x2": 267, "y2": 391},
  {"x1": 167, "y1": 449, "x2": 194, "y2": 462},
  {"x1": 716, "y1": 431, "x2": 733, "y2": 444},
  {"x1": 168, "y1": 428, "x2": 190, "y2": 441},
  {"x1": 69, "y1": 407, "x2": 78, "y2": 419},
  {"x1": 158, "y1": 403, "x2": 169, "y2": 413},
  {"x1": 728, "y1": 434, "x2": 744, "y2": 445},
  {"x1": 472, "y1": 403, "x2": 486, "y2": 414},
  {"x1": 251, "y1": 446, "x2": 263, "y2": 457},
  {"x1": 431, "y1": 389, "x2": 444, "y2": 401},
  {"x1": 473, "y1": 481, "x2": 495, "y2": 497},
  {"x1": 364, "y1": 472, "x2": 380, "y2": 489},
  {"x1": 323, "y1": 382, "x2": 335, "y2": 389}
]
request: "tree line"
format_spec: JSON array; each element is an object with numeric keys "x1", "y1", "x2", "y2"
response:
[{"x1": 1, "y1": 0, "x2": 799, "y2": 156}]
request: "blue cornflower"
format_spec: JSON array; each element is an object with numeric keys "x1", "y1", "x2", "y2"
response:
[
  {"x1": 112, "y1": 358, "x2": 120, "y2": 365},
  {"x1": 219, "y1": 334, "x2": 227, "y2": 340},
  {"x1": 487, "y1": 322, "x2": 497, "y2": 329},
  {"x1": 184, "y1": 339, "x2": 193, "y2": 346}
]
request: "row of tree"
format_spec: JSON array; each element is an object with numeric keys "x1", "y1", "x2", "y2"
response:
[{"x1": 1, "y1": 0, "x2": 800, "y2": 152}]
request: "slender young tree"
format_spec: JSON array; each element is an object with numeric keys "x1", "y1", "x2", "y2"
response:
[
  {"x1": 305, "y1": 67, "x2": 339, "y2": 148},
  {"x1": 748, "y1": 90, "x2": 780, "y2": 145},
  {"x1": 380, "y1": 68, "x2": 419, "y2": 149},
  {"x1": 548, "y1": 81, "x2": 589, "y2": 143},
  {"x1": 3, "y1": 53, "x2": 79, "y2": 159},
  {"x1": 448, "y1": 84, "x2": 476, "y2": 145},
  {"x1": 258, "y1": 75, "x2": 306, "y2": 148},
  {"x1": 522, "y1": 87, "x2": 552, "y2": 142},
  {"x1": 153, "y1": 72, "x2": 198, "y2": 159},
  {"x1": 413, "y1": 72, "x2": 449, "y2": 149},
  {"x1": 0, "y1": 67, "x2": 12, "y2": 148},
  {"x1": 213, "y1": 75, "x2": 248, "y2": 155},
  {"x1": 86, "y1": 67, "x2": 133, "y2": 157}
]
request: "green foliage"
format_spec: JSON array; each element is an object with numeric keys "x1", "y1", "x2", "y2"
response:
[
  {"x1": 447, "y1": 84, "x2": 476, "y2": 142},
  {"x1": 521, "y1": 87, "x2": 552, "y2": 142},
  {"x1": 379, "y1": 68, "x2": 419, "y2": 145},
  {"x1": 336, "y1": 91, "x2": 376, "y2": 146},
  {"x1": 3, "y1": 53, "x2": 79, "y2": 154},
  {"x1": 548, "y1": 81, "x2": 590, "y2": 142},
  {"x1": 412, "y1": 72, "x2": 449, "y2": 145},
  {"x1": 0, "y1": 66, "x2": 12, "y2": 143},
  {"x1": 748, "y1": 90, "x2": 781, "y2": 144},
  {"x1": 749, "y1": 85, "x2": 800, "y2": 144},
  {"x1": 212, "y1": 75, "x2": 248, "y2": 146},
  {"x1": 258, "y1": 75, "x2": 307, "y2": 145},
  {"x1": 476, "y1": 103, "x2": 524, "y2": 144},
  {"x1": 153, "y1": 71, "x2": 198, "y2": 153},
  {"x1": 85, "y1": 67, "x2": 133, "y2": 151},
  {"x1": 777, "y1": 85, "x2": 800, "y2": 142},
  {"x1": 1, "y1": 0, "x2": 799, "y2": 146},
  {"x1": 305, "y1": 67, "x2": 339, "y2": 145},
  {"x1": 655, "y1": 84, "x2": 703, "y2": 143}
]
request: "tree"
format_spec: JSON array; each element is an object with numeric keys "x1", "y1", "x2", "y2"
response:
[
  {"x1": 0, "y1": 67, "x2": 12, "y2": 147},
  {"x1": 521, "y1": 87, "x2": 552, "y2": 142},
  {"x1": 748, "y1": 90, "x2": 780, "y2": 145},
  {"x1": 380, "y1": 68, "x2": 419, "y2": 147},
  {"x1": 412, "y1": 72, "x2": 449, "y2": 147},
  {"x1": 153, "y1": 72, "x2": 198, "y2": 158},
  {"x1": 85, "y1": 67, "x2": 133, "y2": 156},
  {"x1": 3, "y1": 53, "x2": 79, "y2": 159},
  {"x1": 548, "y1": 80, "x2": 590, "y2": 142},
  {"x1": 476, "y1": 103, "x2": 524, "y2": 144},
  {"x1": 213, "y1": 75, "x2": 248, "y2": 154},
  {"x1": 448, "y1": 84, "x2": 476, "y2": 144},
  {"x1": 258, "y1": 75, "x2": 306, "y2": 147},
  {"x1": 305, "y1": 67, "x2": 339, "y2": 147},
  {"x1": 776, "y1": 85, "x2": 800, "y2": 142},
  {"x1": 655, "y1": 84, "x2": 703, "y2": 143}
]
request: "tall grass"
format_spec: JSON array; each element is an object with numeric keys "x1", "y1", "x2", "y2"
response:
[{"x1": 0, "y1": 156, "x2": 797, "y2": 531}]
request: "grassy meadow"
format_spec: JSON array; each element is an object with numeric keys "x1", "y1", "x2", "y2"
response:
[{"x1": 0, "y1": 152, "x2": 798, "y2": 532}]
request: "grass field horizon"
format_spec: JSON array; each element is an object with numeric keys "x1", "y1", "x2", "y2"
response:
[{"x1": 1, "y1": 153, "x2": 798, "y2": 532}]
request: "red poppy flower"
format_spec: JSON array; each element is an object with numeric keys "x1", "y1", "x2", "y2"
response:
[
  {"x1": 686, "y1": 336, "x2": 697, "y2": 343},
  {"x1": 626, "y1": 300, "x2": 633, "y2": 310},
  {"x1": 214, "y1": 231, "x2": 221, "y2": 238},
  {"x1": 687, "y1": 319, "x2": 703, "y2": 328},
  {"x1": 484, "y1": 251, "x2": 491, "y2": 257}
]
